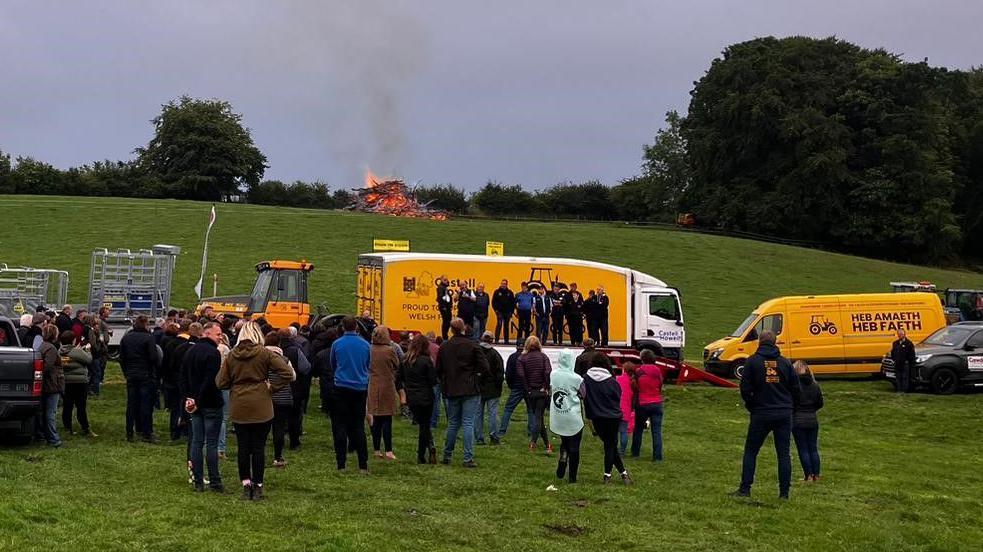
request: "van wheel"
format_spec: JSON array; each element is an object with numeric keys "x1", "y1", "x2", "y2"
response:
[
  {"x1": 930, "y1": 368, "x2": 958, "y2": 395},
  {"x1": 731, "y1": 362, "x2": 745, "y2": 380}
]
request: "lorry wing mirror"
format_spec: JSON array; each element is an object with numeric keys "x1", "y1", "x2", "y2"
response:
[
  {"x1": 675, "y1": 320, "x2": 684, "y2": 326},
  {"x1": 964, "y1": 344, "x2": 977, "y2": 352}
]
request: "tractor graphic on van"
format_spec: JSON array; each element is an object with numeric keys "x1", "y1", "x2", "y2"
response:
[{"x1": 808, "y1": 315, "x2": 838, "y2": 335}]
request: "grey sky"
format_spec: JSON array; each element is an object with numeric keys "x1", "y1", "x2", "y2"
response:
[{"x1": 1, "y1": 1, "x2": 981, "y2": 191}]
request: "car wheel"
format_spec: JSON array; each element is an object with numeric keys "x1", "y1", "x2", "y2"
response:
[
  {"x1": 930, "y1": 367, "x2": 959, "y2": 395},
  {"x1": 731, "y1": 361, "x2": 745, "y2": 380}
]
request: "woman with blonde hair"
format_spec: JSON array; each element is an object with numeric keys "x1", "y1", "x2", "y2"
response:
[
  {"x1": 792, "y1": 360, "x2": 824, "y2": 482},
  {"x1": 516, "y1": 335, "x2": 553, "y2": 454},
  {"x1": 216, "y1": 321, "x2": 292, "y2": 500},
  {"x1": 367, "y1": 325, "x2": 400, "y2": 460}
]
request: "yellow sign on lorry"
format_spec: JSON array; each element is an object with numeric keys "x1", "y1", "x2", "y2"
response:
[
  {"x1": 356, "y1": 252, "x2": 686, "y2": 358},
  {"x1": 703, "y1": 292, "x2": 947, "y2": 377}
]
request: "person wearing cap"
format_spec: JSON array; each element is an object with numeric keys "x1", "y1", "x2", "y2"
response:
[
  {"x1": 475, "y1": 332, "x2": 504, "y2": 445},
  {"x1": 26, "y1": 313, "x2": 48, "y2": 351}
]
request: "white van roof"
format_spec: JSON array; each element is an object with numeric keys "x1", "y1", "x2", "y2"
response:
[{"x1": 363, "y1": 252, "x2": 668, "y2": 287}]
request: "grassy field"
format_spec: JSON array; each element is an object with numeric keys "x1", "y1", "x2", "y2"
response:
[
  {"x1": 1, "y1": 195, "x2": 981, "y2": 359},
  {"x1": 2, "y1": 195, "x2": 983, "y2": 551}
]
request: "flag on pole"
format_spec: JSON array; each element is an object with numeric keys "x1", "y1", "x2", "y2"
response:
[{"x1": 194, "y1": 205, "x2": 217, "y2": 299}]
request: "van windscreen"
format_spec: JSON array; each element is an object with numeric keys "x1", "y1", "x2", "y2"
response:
[{"x1": 731, "y1": 313, "x2": 757, "y2": 337}]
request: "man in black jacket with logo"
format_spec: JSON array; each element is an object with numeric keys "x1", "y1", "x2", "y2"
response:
[
  {"x1": 492, "y1": 279, "x2": 515, "y2": 345},
  {"x1": 119, "y1": 315, "x2": 161, "y2": 442},
  {"x1": 733, "y1": 330, "x2": 801, "y2": 500},
  {"x1": 181, "y1": 322, "x2": 225, "y2": 492},
  {"x1": 890, "y1": 329, "x2": 917, "y2": 393}
]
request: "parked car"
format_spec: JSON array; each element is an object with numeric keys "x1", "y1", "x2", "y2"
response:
[
  {"x1": 0, "y1": 316, "x2": 42, "y2": 444},
  {"x1": 881, "y1": 322, "x2": 983, "y2": 394}
]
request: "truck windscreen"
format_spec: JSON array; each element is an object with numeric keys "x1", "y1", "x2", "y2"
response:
[
  {"x1": 246, "y1": 270, "x2": 274, "y2": 313},
  {"x1": 731, "y1": 313, "x2": 757, "y2": 337}
]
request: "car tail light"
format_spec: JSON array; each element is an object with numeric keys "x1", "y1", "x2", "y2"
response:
[{"x1": 32, "y1": 358, "x2": 43, "y2": 397}]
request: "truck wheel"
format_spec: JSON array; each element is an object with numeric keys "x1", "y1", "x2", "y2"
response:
[
  {"x1": 638, "y1": 343, "x2": 665, "y2": 358},
  {"x1": 930, "y1": 367, "x2": 958, "y2": 395},
  {"x1": 13, "y1": 415, "x2": 36, "y2": 446},
  {"x1": 731, "y1": 361, "x2": 745, "y2": 380}
]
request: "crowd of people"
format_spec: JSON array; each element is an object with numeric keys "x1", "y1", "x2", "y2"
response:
[
  {"x1": 435, "y1": 277, "x2": 612, "y2": 347},
  {"x1": 15, "y1": 304, "x2": 826, "y2": 501}
]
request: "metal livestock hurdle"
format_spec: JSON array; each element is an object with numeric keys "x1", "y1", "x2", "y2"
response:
[
  {"x1": 87, "y1": 245, "x2": 181, "y2": 323},
  {"x1": 0, "y1": 264, "x2": 70, "y2": 317}
]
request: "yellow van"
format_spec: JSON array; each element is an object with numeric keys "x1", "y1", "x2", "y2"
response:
[{"x1": 703, "y1": 293, "x2": 946, "y2": 377}]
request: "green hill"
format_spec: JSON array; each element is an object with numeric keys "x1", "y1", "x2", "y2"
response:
[{"x1": 2, "y1": 195, "x2": 980, "y2": 358}]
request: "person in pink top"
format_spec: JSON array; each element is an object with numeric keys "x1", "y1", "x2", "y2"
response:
[
  {"x1": 631, "y1": 349, "x2": 665, "y2": 461},
  {"x1": 616, "y1": 362, "x2": 636, "y2": 455}
]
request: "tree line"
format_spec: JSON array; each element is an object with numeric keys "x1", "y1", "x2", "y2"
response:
[{"x1": 2, "y1": 36, "x2": 981, "y2": 262}]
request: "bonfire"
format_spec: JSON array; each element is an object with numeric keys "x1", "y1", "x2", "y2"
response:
[{"x1": 349, "y1": 171, "x2": 448, "y2": 220}]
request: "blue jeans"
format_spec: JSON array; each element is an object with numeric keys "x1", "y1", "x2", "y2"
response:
[
  {"x1": 190, "y1": 407, "x2": 224, "y2": 487},
  {"x1": 126, "y1": 380, "x2": 156, "y2": 437},
  {"x1": 443, "y1": 395, "x2": 480, "y2": 463},
  {"x1": 792, "y1": 425, "x2": 821, "y2": 477},
  {"x1": 740, "y1": 415, "x2": 792, "y2": 496},
  {"x1": 474, "y1": 397, "x2": 499, "y2": 443},
  {"x1": 631, "y1": 402, "x2": 664, "y2": 460},
  {"x1": 36, "y1": 393, "x2": 62, "y2": 446},
  {"x1": 430, "y1": 385, "x2": 442, "y2": 428},
  {"x1": 218, "y1": 390, "x2": 230, "y2": 453},
  {"x1": 88, "y1": 357, "x2": 105, "y2": 395},
  {"x1": 496, "y1": 387, "x2": 534, "y2": 439},
  {"x1": 618, "y1": 420, "x2": 629, "y2": 455}
]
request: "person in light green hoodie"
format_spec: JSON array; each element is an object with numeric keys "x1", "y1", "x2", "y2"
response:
[
  {"x1": 549, "y1": 349, "x2": 585, "y2": 483},
  {"x1": 58, "y1": 330, "x2": 95, "y2": 436}
]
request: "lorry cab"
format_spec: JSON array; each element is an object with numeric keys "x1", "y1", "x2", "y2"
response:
[
  {"x1": 243, "y1": 260, "x2": 314, "y2": 329},
  {"x1": 704, "y1": 293, "x2": 947, "y2": 378},
  {"x1": 631, "y1": 272, "x2": 685, "y2": 359}
]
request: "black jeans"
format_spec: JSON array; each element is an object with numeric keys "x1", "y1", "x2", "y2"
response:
[
  {"x1": 558, "y1": 430, "x2": 583, "y2": 483},
  {"x1": 550, "y1": 314, "x2": 565, "y2": 345},
  {"x1": 126, "y1": 380, "x2": 156, "y2": 437},
  {"x1": 162, "y1": 384, "x2": 184, "y2": 440},
  {"x1": 567, "y1": 314, "x2": 584, "y2": 346},
  {"x1": 525, "y1": 394, "x2": 549, "y2": 446},
  {"x1": 235, "y1": 421, "x2": 271, "y2": 484},
  {"x1": 371, "y1": 415, "x2": 394, "y2": 452},
  {"x1": 516, "y1": 310, "x2": 532, "y2": 344},
  {"x1": 289, "y1": 398, "x2": 304, "y2": 449},
  {"x1": 593, "y1": 417, "x2": 625, "y2": 475},
  {"x1": 409, "y1": 403, "x2": 435, "y2": 461},
  {"x1": 335, "y1": 388, "x2": 369, "y2": 470},
  {"x1": 740, "y1": 415, "x2": 792, "y2": 496},
  {"x1": 272, "y1": 403, "x2": 293, "y2": 461},
  {"x1": 440, "y1": 309, "x2": 452, "y2": 340},
  {"x1": 494, "y1": 310, "x2": 512, "y2": 343},
  {"x1": 792, "y1": 425, "x2": 821, "y2": 477},
  {"x1": 896, "y1": 365, "x2": 910, "y2": 393},
  {"x1": 587, "y1": 317, "x2": 599, "y2": 343},
  {"x1": 62, "y1": 382, "x2": 90, "y2": 433},
  {"x1": 598, "y1": 316, "x2": 609, "y2": 346}
]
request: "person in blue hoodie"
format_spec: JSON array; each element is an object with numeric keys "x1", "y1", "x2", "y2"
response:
[
  {"x1": 732, "y1": 330, "x2": 801, "y2": 500},
  {"x1": 549, "y1": 349, "x2": 584, "y2": 483},
  {"x1": 329, "y1": 316, "x2": 372, "y2": 473},
  {"x1": 514, "y1": 282, "x2": 535, "y2": 345}
]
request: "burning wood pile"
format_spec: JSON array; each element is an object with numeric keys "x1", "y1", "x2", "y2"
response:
[{"x1": 349, "y1": 171, "x2": 448, "y2": 220}]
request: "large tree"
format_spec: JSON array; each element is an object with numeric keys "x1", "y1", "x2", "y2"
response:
[
  {"x1": 682, "y1": 36, "x2": 960, "y2": 261},
  {"x1": 136, "y1": 96, "x2": 267, "y2": 200}
]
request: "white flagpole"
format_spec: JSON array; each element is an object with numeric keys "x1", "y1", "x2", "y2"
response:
[{"x1": 194, "y1": 205, "x2": 216, "y2": 299}]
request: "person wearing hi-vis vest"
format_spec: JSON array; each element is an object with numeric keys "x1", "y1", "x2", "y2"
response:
[{"x1": 549, "y1": 349, "x2": 585, "y2": 484}]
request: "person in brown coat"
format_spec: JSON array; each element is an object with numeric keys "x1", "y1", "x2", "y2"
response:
[
  {"x1": 367, "y1": 326, "x2": 401, "y2": 460},
  {"x1": 215, "y1": 321, "x2": 292, "y2": 501},
  {"x1": 36, "y1": 324, "x2": 64, "y2": 447}
]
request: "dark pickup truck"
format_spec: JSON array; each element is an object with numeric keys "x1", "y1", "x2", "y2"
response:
[{"x1": 0, "y1": 317, "x2": 42, "y2": 443}]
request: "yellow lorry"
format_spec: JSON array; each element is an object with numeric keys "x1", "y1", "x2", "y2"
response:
[
  {"x1": 703, "y1": 292, "x2": 947, "y2": 377},
  {"x1": 356, "y1": 252, "x2": 686, "y2": 358}
]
